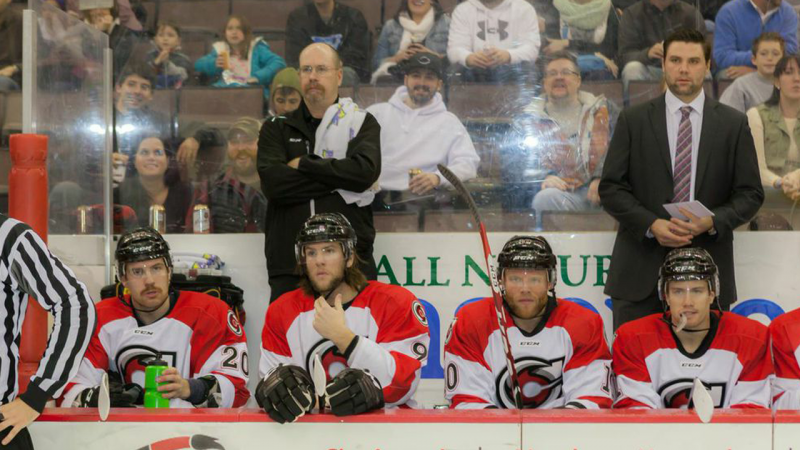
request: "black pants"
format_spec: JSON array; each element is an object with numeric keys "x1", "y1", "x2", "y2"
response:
[
  {"x1": 0, "y1": 428, "x2": 34, "y2": 450},
  {"x1": 268, "y1": 254, "x2": 378, "y2": 303}
]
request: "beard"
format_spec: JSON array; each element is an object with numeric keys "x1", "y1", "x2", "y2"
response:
[
  {"x1": 309, "y1": 270, "x2": 345, "y2": 295},
  {"x1": 666, "y1": 77, "x2": 701, "y2": 97},
  {"x1": 304, "y1": 84, "x2": 326, "y2": 104},
  {"x1": 409, "y1": 85, "x2": 435, "y2": 106}
]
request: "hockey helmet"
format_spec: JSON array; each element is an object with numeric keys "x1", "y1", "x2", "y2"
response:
[
  {"x1": 496, "y1": 235, "x2": 557, "y2": 289},
  {"x1": 116, "y1": 227, "x2": 172, "y2": 277},
  {"x1": 658, "y1": 247, "x2": 720, "y2": 302},
  {"x1": 295, "y1": 213, "x2": 357, "y2": 264}
]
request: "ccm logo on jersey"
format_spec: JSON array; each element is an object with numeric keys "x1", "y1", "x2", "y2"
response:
[
  {"x1": 659, "y1": 378, "x2": 726, "y2": 408},
  {"x1": 680, "y1": 362, "x2": 703, "y2": 369},
  {"x1": 519, "y1": 341, "x2": 541, "y2": 347},
  {"x1": 227, "y1": 310, "x2": 243, "y2": 337},
  {"x1": 133, "y1": 329, "x2": 154, "y2": 336},
  {"x1": 497, "y1": 356, "x2": 565, "y2": 409}
]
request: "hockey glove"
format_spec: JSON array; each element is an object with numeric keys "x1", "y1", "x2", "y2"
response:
[
  {"x1": 74, "y1": 375, "x2": 143, "y2": 408},
  {"x1": 326, "y1": 368, "x2": 385, "y2": 417},
  {"x1": 255, "y1": 365, "x2": 315, "y2": 424}
]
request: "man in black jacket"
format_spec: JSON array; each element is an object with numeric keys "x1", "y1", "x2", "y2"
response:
[
  {"x1": 285, "y1": 0, "x2": 371, "y2": 85},
  {"x1": 258, "y1": 43, "x2": 381, "y2": 302}
]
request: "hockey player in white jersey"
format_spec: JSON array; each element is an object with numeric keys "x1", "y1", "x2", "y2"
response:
[
  {"x1": 61, "y1": 228, "x2": 250, "y2": 408},
  {"x1": 613, "y1": 248, "x2": 772, "y2": 409},
  {"x1": 444, "y1": 235, "x2": 613, "y2": 409},
  {"x1": 256, "y1": 213, "x2": 429, "y2": 423},
  {"x1": 769, "y1": 307, "x2": 800, "y2": 409}
]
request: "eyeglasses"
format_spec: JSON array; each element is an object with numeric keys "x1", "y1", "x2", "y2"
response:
[
  {"x1": 299, "y1": 65, "x2": 336, "y2": 76},
  {"x1": 545, "y1": 69, "x2": 579, "y2": 78},
  {"x1": 126, "y1": 262, "x2": 168, "y2": 279}
]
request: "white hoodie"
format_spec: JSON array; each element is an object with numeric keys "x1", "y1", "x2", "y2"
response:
[
  {"x1": 447, "y1": 0, "x2": 541, "y2": 68},
  {"x1": 366, "y1": 86, "x2": 480, "y2": 191}
]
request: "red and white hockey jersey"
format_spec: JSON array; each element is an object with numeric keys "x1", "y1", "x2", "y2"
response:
[
  {"x1": 61, "y1": 290, "x2": 250, "y2": 408},
  {"x1": 259, "y1": 281, "x2": 430, "y2": 407},
  {"x1": 613, "y1": 312, "x2": 772, "y2": 409},
  {"x1": 444, "y1": 297, "x2": 613, "y2": 409},
  {"x1": 769, "y1": 308, "x2": 800, "y2": 409}
]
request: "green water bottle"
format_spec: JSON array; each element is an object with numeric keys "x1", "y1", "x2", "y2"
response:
[{"x1": 144, "y1": 354, "x2": 170, "y2": 408}]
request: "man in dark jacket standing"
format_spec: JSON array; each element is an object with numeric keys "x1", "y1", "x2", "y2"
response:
[
  {"x1": 258, "y1": 43, "x2": 381, "y2": 302},
  {"x1": 285, "y1": 0, "x2": 371, "y2": 85}
]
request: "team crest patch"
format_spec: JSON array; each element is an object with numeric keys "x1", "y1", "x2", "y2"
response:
[
  {"x1": 445, "y1": 317, "x2": 457, "y2": 345},
  {"x1": 227, "y1": 310, "x2": 243, "y2": 337},
  {"x1": 412, "y1": 301, "x2": 428, "y2": 327}
]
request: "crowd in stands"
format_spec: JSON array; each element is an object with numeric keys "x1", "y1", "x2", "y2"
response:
[{"x1": 5, "y1": 0, "x2": 800, "y2": 232}]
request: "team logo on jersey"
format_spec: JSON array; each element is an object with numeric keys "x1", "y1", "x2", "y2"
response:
[
  {"x1": 496, "y1": 356, "x2": 565, "y2": 409},
  {"x1": 658, "y1": 378, "x2": 727, "y2": 409},
  {"x1": 445, "y1": 318, "x2": 457, "y2": 346},
  {"x1": 306, "y1": 339, "x2": 350, "y2": 383},
  {"x1": 115, "y1": 345, "x2": 178, "y2": 385},
  {"x1": 412, "y1": 301, "x2": 428, "y2": 327},
  {"x1": 227, "y1": 310, "x2": 243, "y2": 337}
]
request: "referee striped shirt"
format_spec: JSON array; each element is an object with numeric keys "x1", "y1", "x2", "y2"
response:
[{"x1": 0, "y1": 215, "x2": 96, "y2": 412}]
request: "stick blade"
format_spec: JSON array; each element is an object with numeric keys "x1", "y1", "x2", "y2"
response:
[
  {"x1": 437, "y1": 164, "x2": 482, "y2": 227},
  {"x1": 691, "y1": 378, "x2": 714, "y2": 423},
  {"x1": 98, "y1": 372, "x2": 110, "y2": 422}
]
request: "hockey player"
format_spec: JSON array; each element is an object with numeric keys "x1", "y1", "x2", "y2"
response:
[
  {"x1": 61, "y1": 228, "x2": 250, "y2": 408},
  {"x1": 769, "y1": 307, "x2": 800, "y2": 409},
  {"x1": 256, "y1": 213, "x2": 429, "y2": 423},
  {"x1": 613, "y1": 248, "x2": 772, "y2": 409},
  {"x1": 444, "y1": 235, "x2": 613, "y2": 409}
]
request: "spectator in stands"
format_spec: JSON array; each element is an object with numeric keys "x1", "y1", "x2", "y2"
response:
[
  {"x1": 720, "y1": 32, "x2": 784, "y2": 113},
  {"x1": 0, "y1": 0, "x2": 22, "y2": 92},
  {"x1": 194, "y1": 15, "x2": 286, "y2": 99},
  {"x1": 526, "y1": 51, "x2": 614, "y2": 213},
  {"x1": 713, "y1": 0, "x2": 797, "y2": 80},
  {"x1": 618, "y1": 0, "x2": 705, "y2": 92},
  {"x1": 371, "y1": 0, "x2": 451, "y2": 83},
  {"x1": 68, "y1": 0, "x2": 143, "y2": 32},
  {"x1": 285, "y1": 0, "x2": 371, "y2": 85},
  {"x1": 366, "y1": 53, "x2": 479, "y2": 206},
  {"x1": 81, "y1": 2, "x2": 142, "y2": 77},
  {"x1": 268, "y1": 67, "x2": 302, "y2": 117},
  {"x1": 547, "y1": 0, "x2": 620, "y2": 80},
  {"x1": 117, "y1": 135, "x2": 195, "y2": 233},
  {"x1": 258, "y1": 43, "x2": 381, "y2": 302},
  {"x1": 208, "y1": 117, "x2": 267, "y2": 233},
  {"x1": 447, "y1": 0, "x2": 541, "y2": 82},
  {"x1": 146, "y1": 21, "x2": 192, "y2": 89},
  {"x1": 747, "y1": 55, "x2": 800, "y2": 220}
]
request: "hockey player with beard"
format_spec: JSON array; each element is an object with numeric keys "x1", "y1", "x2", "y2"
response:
[
  {"x1": 256, "y1": 213, "x2": 429, "y2": 423},
  {"x1": 444, "y1": 235, "x2": 613, "y2": 409},
  {"x1": 61, "y1": 228, "x2": 250, "y2": 408},
  {"x1": 613, "y1": 248, "x2": 772, "y2": 409}
]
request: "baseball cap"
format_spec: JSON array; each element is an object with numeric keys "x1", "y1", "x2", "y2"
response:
[
  {"x1": 228, "y1": 117, "x2": 261, "y2": 141},
  {"x1": 401, "y1": 52, "x2": 444, "y2": 79}
]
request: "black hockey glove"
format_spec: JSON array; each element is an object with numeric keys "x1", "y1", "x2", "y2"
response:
[
  {"x1": 326, "y1": 368, "x2": 385, "y2": 417},
  {"x1": 255, "y1": 365, "x2": 315, "y2": 424},
  {"x1": 209, "y1": 183, "x2": 247, "y2": 233},
  {"x1": 75, "y1": 375, "x2": 143, "y2": 408}
]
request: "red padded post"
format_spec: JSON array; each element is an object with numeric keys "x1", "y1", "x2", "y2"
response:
[{"x1": 9, "y1": 134, "x2": 49, "y2": 394}]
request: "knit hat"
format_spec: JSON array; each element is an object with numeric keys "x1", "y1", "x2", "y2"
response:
[
  {"x1": 270, "y1": 67, "x2": 302, "y2": 101},
  {"x1": 228, "y1": 117, "x2": 261, "y2": 141}
]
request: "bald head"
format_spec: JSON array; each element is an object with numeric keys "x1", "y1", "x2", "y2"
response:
[
  {"x1": 299, "y1": 43, "x2": 343, "y2": 69},
  {"x1": 298, "y1": 43, "x2": 344, "y2": 116}
]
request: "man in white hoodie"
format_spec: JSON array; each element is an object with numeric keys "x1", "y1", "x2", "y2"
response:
[
  {"x1": 447, "y1": 0, "x2": 540, "y2": 82},
  {"x1": 367, "y1": 53, "x2": 480, "y2": 205}
]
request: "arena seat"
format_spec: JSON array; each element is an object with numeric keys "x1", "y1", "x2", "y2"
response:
[
  {"x1": 180, "y1": 36, "x2": 213, "y2": 65},
  {"x1": 538, "y1": 211, "x2": 618, "y2": 231},
  {"x1": 150, "y1": 89, "x2": 179, "y2": 136},
  {"x1": 446, "y1": 83, "x2": 534, "y2": 121},
  {"x1": 158, "y1": 0, "x2": 230, "y2": 35},
  {"x1": 340, "y1": 86, "x2": 356, "y2": 100},
  {"x1": 178, "y1": 86, "x2": 263, "y2": 130},
  {"x1": 374, "y1": 211, "x2": 420, "y2": 232},
  {"x1": 581, "y1": 80, "x2": 624, "y2": 110},
  {"x1": 357, "y1": 84, "x2": 398, "y2": 108},
  {"x1": 264, "y1": 36, "x2": 285, "y2": 58},
  {"x1": 231, "y1": 0, "x2": 304, "y2": 30},
  {"x1": 716, "y1": 79, "x2": 733, "y2": 98},
  {"x1": 141, "y1": 0, "x2": 158, "y2": 33}
]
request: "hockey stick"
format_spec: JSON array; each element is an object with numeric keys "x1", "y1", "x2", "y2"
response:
[
  {"x1": 691, "y1": 378, "x2": 714, "y2": 423},
  {"x1": 437, "y1": 164, "x2": 523, "y2": 409}
]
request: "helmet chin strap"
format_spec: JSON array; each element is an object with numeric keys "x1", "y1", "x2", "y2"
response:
[{"x1": 660, "y1": 313, "x2": 712, "y2": 333}]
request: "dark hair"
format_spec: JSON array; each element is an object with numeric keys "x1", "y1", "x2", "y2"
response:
[
  {"x1": 751, "y1": 31, "x2": 785, "y2": 56},
  {"x1": 765, "y1": 54, "x2": 800, "y2": 106},
  {"x1": 298, "y1": 253, "x2": 368, "y2": 297},
  {"x1": 131, "y1": 135, "x2": 181, "y2": 187},
  {"x1": 543, "y1": 50, "x2": 580, "y2": 75},
  {"x1": 394, "y1": 0, "x2": 443, "y2": 22},
  {"x1": 225, "y1": 15, "x2": 254, "y2": 58},
  {"x1": 116, "y1": 63, "x2": 157, "y2": 88},
  {"x1": 156, "y1": 20, "x2": 182, "y2": 38},
  {"x1": 663, "y1": 28, "x2": 710, "y2": 63}
]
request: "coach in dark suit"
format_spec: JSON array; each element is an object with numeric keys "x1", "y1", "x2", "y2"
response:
[{"x1": 599, "y1": 28, "x2": 764, "y2": 330}]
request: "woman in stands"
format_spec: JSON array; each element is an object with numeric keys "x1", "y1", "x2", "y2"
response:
[
  {"x1": 117, "y1": 135, "x2": 195, "y2": 233},
  {"x1": 194, "y1": 15, "x2": 286, "y2": 99},
  {"x1": 746, "y1": 54, "x2": 800, "y2": 227},
  {"x1": 371, "y1": 0, "x2": 450, "y2": 83}
]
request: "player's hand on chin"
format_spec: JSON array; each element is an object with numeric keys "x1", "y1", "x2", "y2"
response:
[
  {"x1": 157, "y1": 368, "x2": 191, "y2": 400},
  {"x1": 313, "y1": 294, "x2": 356, "y2": 353},
  {"x1": 0, "y1": 398, "x2": 39, "y2": 445}
]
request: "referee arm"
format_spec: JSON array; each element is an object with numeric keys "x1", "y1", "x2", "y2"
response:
[{"x1": 0, "y1": 225, "x2": 96, "y2": 444}]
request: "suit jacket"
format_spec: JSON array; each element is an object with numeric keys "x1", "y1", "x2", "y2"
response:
[{"x1": 599, "y1": 94, "x2": 764, "y2": 307}]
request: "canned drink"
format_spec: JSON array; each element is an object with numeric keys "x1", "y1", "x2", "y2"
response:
[
  {"x1": 220, "y1": 50, "x2": 230, "y2": 70},
  {"x1": 193, "y1": 204, "x2": 210, "y2": 234},
  {"x1": 77, "y1": 205, "x2": 92, "y2": 234},
  {"x1": 409, "y1": 168, "x2": 423, "y2": 183},
  {"x1": 149, "y1": 205, "x2": 166, "y2": 234}
]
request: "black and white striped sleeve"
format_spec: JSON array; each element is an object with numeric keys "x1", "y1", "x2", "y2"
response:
[{"x1": 8, "y1": 225, "x2": 96, "y2": 413}]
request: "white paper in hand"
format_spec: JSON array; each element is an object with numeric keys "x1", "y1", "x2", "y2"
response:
[
  {"x1": 313, "y1": 354, "x2": 326, "y2": 412},
  {"x1": 98, "y1": 372, "x2": 110, "y2": 422},
  {"x1": 663, "y1": 201, "x2": 715, "y2": 221},
  {"x1": 691, "y1": 378, "x2": 714, "y2": 423}
]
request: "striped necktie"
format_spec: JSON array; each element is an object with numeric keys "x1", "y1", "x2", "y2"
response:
[{"x1": 672, "y1": 106, "x2": 693, "y2": 203}]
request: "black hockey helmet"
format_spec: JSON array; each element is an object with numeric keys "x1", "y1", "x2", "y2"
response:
[
  {"x1": 496, "y1": 235, "x2": 557, "y2": 290},
  {"x1": 295, "y1": 213, "x2": 357, "y2": 264},
  {"x1": 658, "y1": 247, "x2": 719, "y2": 302},
  {"x1": 116, "y1": 227, "x2": 172, "y2": 277}
]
